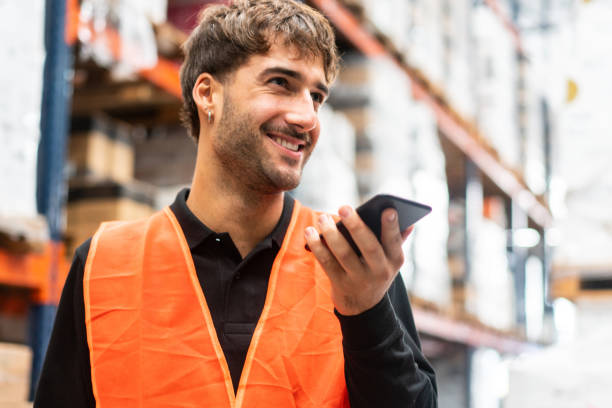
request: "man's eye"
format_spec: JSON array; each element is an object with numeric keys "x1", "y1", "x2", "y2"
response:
[
  {"x1": 269, "y1": 77, "x2": 289, "y2": 87},
  {"x1": 311, "y1": 92, "x2": 324, "y2": 104}
]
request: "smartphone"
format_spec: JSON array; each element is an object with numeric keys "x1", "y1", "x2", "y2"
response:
[{"x1": 307, "y1": 194, "x2": 432, "y2": 257}]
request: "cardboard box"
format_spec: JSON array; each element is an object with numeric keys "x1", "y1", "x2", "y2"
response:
[
  {"x1": 0, "y1": 343, "x2": 31, "y2": 403},
  {"x1": 66, "y1": 181, "x2": 155, "y2": 257},
  {"x1": 69, "y1": 116, "x2": 134, "y2": 183}
]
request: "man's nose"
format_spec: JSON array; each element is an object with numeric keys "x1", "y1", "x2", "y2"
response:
[{"x1": 285, "y1": 90, "x2": 318, "y2": 133}]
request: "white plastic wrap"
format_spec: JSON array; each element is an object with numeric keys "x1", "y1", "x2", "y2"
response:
[
  {"x1": 359, "y1": 0, "x2": 445, "y2": 88},
  {"x1": 552, "y1": 1, "x2": 612, "y2": 267},
  {"x1": 367, "y1": 59, "x2": 416, "y2": 186},
  {"x1": 78, "y1": 0, "x2": 160, "y2": 77},
  {"x1": 292, "y1": 105, "x2": 360, "y2": 213},
  {"x1": 470, "y1": 348, "x2": 508, "y2": 408},
  {"x1": 520, "y1": 31, "x2": 550, "y2": 195},
  {"x1": 352, "y1": 58, "x2": 451, "y2": 306},
  {"x1": 359, "y1": 0, "x2": 412, "y2": 55},
  {"x1": 442, "y1": 0, "x2": 477, "y2": 121},
  {"x1": 473, "y1": 5, "x2": 520, "y2": 169},
  {"x1": 0, "y1": 0, "x2": 45, "y2": 219},
  {"x1": 466, "y1": 218, "x2": 516, "y2": 331},
  {"x1": 405, "y1": 104, "x2": 450, "y2": 307},
  {"x1": 406, "y1": 0, "x2": 445, "y2": 88},
  {"x1": 507, "y1": 299, "x2": 612, "y2": 408}
]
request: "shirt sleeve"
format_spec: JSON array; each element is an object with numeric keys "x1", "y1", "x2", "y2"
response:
[
  {"x1": 33, "y1": 240, "x2": 95, "y2": 408},
  {"x1": 336, "y1": 273, "x2": 438, "y2": 408}
]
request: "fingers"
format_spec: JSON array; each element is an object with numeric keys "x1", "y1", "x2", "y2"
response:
[
  {"x1": 316, "y1": 213, "x2": 367, "y2": 275},
  {"x1": 401, "y1": 225, "x2": 414, "y2": 241},
  {"x1": 380, "y1": 208, "x2": 405, "y2": 271},
  {"x1": 305, "y1": 206, "x2": 410, "y2": 279},
  {"x1": 304, "y1": 226, "x2": 345, "y2": 283},
  {"x1": 337, "y1": 206, "x2": 388, "y2": 274}
]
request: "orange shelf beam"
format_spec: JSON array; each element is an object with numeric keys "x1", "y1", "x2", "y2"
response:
[
  {"x1": 0, "y1": 243, "x2": 70, "y2": 304},
  {"x1": 311, "y1": 0, "x2": 552, "y2": 227},
  {"x1": 309, "y1": 0, "x2": 386, "y2": 57}
]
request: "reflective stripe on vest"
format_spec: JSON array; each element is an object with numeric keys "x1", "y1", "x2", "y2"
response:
[{"x1": 84, "y1": 201, "x2": 349, "y2": 407}]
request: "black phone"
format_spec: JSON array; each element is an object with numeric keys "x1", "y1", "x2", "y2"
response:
[{"x1": 307, "y1": 194, "x2": 432, "y2": 256}]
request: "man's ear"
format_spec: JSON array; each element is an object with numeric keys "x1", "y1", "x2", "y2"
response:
[{"x1": 192, "y1": 73, "x2": 220, "y2": 117}]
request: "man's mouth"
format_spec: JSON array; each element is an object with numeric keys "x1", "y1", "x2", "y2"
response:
[
  {"x1": 269, "y1": 135, "x2": 303, "y2": 152},
  {"x1": 264, "y1": 124, "x2": 309, "y2": 153}
]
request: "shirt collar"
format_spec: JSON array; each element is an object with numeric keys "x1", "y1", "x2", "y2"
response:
[{"x1": 169, "y1": 188, "x2": 295, "y2": 250}]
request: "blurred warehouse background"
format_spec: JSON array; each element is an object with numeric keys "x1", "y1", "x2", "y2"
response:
[{"x1": 1, "y1": 0, "x2": 611, "y2": 406}]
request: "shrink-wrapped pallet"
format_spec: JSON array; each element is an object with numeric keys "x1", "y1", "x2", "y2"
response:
[
  {"x1": 507, "y1": 299, "x2": 612, "y2": 408},
  {"x1": 404, "y1": 104, "x2": 451, "y2": 307},
  {"x1": 472, "y1": 5, "x2": 520, "y2": 170},
  {"x1": 359, "y1": 0, "x2": 445, "y2": 89},
  {"x1": 553, "y1": 1, "x2": 612, "y2": 268},
  {"x1": 293, "y1": 106, "x2": 360, "y2": 213},
  {"x1": 465, "y1": 206, "x2": 517, "y2": 331},
  {"x1": 441, "y1": 0, "x2": 477, "y2": 121},
  {"x1": 0, "y1": 0, "x2": 45, "y2": 219},
  {"x1": 78, "y1": 0, "x2": 164, "y2": 76}
]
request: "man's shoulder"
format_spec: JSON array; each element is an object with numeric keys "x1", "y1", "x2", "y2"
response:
[{"x1": 74, "y1": 237, "x2": 93, "y2": 264}]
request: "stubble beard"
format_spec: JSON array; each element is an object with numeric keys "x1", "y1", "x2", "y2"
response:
[{"x1": 213, "y1": 96, "x2": 311, "y2": 194}]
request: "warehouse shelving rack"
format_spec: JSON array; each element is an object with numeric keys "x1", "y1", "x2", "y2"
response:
[
  {"x1": 0, "y1": 0, "x2": 553, "y2": 400},
  {"x1": 309, "y1": 0, "x2": 552, "y2": 343},
  {"x1": 307, "y1": 2, "x2": 552, "y2": 405},
  {"x1": 72, "y1": 0, "x2": 548, "y2": 350}
]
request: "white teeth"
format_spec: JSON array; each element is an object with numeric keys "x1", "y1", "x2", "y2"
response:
[{"x1": 273, "y1": 137, "x2": 299, "y2": 152}]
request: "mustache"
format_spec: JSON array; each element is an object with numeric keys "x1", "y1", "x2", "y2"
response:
[{"x1": 262, "y1": 123, "x2": 311, "y2": 145}]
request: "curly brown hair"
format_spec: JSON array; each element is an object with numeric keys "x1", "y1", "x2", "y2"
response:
[{"x1": 179, "y1": 0, "x2": 340, "y2": 141}]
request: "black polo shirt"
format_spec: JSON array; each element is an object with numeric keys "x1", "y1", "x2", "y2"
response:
[{"x1": 34, "y1": 189, "x2": 437, "y2": 407}]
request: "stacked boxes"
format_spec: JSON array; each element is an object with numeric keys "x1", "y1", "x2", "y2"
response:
[
  {"x1": 552, "y1": 0, "x2": 612, "y2": 269},
  {"x1": 465, "y1": 197, "x2": 517, "y2": 331},
  {"x1": 441, "y1": 0, "x2": 477, "y2": 121},
  {"x1": 66, "y1": 116, "x2": 154, "y2": 256},
  {"x1": 69, "y1": 116, "x2": 135, "y2": 183},
  {"x1": 472, "y1": 5, "x2": 521, "y2": 169},
  {"x1": 359, "y1": 0, "x2": 476, "y2": 120},
  {"x1": 293, "y1": 105, "x2": 360, "y2": 212},
  {"x1": 66, "y1": 181, "x2": 155, "y2": 256},
  {"x1": 132, "y1": 125, "x2": 197, "y2": 188},
  {"x1": 519, "y1": 33, "x2": 548, "y2": 196},
  {"x1": 0, "y1": 343, "x2": 32, "y2": 403}
]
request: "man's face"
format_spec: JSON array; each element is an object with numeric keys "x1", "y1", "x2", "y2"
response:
[{"x1": 212, "y1": 41, "x2": 329, "y2": 193}]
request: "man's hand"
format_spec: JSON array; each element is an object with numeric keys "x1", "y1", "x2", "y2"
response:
[{"x1": 305, "y1": 206, "x2": 413, "y2": 316}]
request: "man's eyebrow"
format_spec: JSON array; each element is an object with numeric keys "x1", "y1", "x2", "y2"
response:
[{"x1": 260, "y1": 66, "x2": 329, "y2": 95}]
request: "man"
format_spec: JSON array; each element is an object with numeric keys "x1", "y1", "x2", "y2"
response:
[{"x1": 35, "y1": 1, "x2": 437, "y2": 407}]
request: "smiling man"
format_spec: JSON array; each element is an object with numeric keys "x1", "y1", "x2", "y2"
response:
[{"x1": 34, "y1": 1, "x2": 437, "y2": 407}]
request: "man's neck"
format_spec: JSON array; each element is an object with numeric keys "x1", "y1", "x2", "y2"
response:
[{"x1": 186, "y1": 175, "x2": 285, "y2": 259}]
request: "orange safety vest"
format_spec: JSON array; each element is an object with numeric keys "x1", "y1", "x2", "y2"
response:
[{"x1": 84, "y1": 201, "x2": 350, "y2": 407}]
